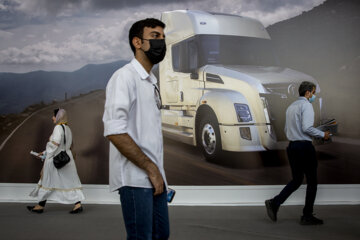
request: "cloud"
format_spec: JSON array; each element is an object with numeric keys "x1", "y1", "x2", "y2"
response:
[
  {"x1": 2, "y1": 0, "x2": 196, "y2": 19},
  {"x1": 15, "y1": 0, "x2": 83, "y2": 17},
  {"x1": 241, "y1": 4, "x2": 312, "y2": 26},
  {"x1": 187, "y1": 0, "x2": 326, "y2": 26},
  {"x1": 0, "y1": 30, "x2": 14, "y2": 39},
  {"x1": 238, "y1": 0, "x2": 325, "y2": 12},
  {"x1": 88, "y1": 0, "x2": 196, "y2": 10},
  {"x1": 2, "y1": 0, "x2": 325, "y2": 20},
  {"x1": 0, "y1": 0, "x2": 326, "y2": 72},
  {"x1": 0, "y1": 7, "x2": 166, "y2": 66},
  {"x1": 0, "y1": 3, "x2": 7, "y2": 10},
  {"x1": 0, "y1": 22, "x2": 132, "y2": 65}
]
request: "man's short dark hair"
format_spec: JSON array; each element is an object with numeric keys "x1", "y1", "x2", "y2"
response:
[
  {"x1": 299, "y1": 81, "x2": 316, "y2": 96},
  {"x1": 128, "y1": 18, "x2": 165, "y2": 55}
]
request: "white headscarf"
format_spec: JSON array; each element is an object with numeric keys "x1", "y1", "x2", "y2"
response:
[{"x1": 55, "y1": 108, "x2": 68, "y2": 124}]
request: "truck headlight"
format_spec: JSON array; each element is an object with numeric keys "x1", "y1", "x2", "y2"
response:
[{"x1": 234, "y1": 103, "x2": 252, "y2": 122}]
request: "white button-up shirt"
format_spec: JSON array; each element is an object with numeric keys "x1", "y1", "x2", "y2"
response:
[
  {"x1": 103, "y1": 58, "x2": 167, "y2": 192},
  {"x1": 284, "y1": 97, "x2": 325, "y2": 141}
]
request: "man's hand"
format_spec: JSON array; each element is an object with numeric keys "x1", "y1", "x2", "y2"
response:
[
  {"x1": 145, "y1": 162, "x2": 164, "y2": 195},
  {"x1": 324, "y1": 131, "x2": 331, "y2": 140},
  {"x1": 107, "y1": 134, "x2": 165, "y2": 195}
]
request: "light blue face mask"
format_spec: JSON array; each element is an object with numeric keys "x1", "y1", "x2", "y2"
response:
[{"x1": 309, "y1": 94, "x2": 316, "y2": 103}]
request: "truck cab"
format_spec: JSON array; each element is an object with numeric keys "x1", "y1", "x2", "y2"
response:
[{"x1": 159, "y1": 10, "x2": 327, "y2": 160}]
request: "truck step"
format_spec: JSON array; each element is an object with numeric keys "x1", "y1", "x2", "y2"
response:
[
  {"x1": 162, "y1": 125, "x2": 194, "y2": 145},
  {"x1": 161, "y1": 110, "x2": 194, "y2": 128}
]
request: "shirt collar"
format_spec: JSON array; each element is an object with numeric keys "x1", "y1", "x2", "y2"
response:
[
  {"x1": 131, "y1": 58, "x2": 157, "y2": 84},
  {"x1": 299, "y1": 96, "x2": 308, "y2": 102}
]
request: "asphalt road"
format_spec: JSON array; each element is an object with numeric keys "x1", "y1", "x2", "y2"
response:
[{"x1": 0, "y1": 90, "x2": 359, "y2": 185}]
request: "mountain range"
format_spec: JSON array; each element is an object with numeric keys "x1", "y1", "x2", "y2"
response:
[{"x1": 0, "y1": 60, "x2": 128, "y2": 114}]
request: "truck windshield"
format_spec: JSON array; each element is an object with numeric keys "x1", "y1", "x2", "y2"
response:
[
  {"x1": 172, "y1": 34, "x2": 279, "y2": 73},
  {"x1": 197, "y1": 35, "x2": 279, "y2": 67}
]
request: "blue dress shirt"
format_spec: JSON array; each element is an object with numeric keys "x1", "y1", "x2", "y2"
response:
[{"x1": 284, "y1": 97, "x2": 325, "y2": 141}]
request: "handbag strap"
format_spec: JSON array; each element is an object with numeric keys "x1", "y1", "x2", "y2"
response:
[{"x1": 60, "y1": 124, "x2": 66, "y2": 145}]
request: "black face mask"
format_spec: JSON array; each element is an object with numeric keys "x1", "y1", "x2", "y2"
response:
[{"x1": 142, "y1": 39, "x2": 166, "y2": 64}]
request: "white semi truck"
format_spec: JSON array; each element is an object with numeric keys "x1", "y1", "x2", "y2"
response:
[{"x1": 157, "y1": 10, "x2": 334, "y2": 160}]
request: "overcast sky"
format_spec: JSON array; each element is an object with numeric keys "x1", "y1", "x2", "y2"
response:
[{"x1": 0, "y1": 0, "x2": 325, "y2": 73}]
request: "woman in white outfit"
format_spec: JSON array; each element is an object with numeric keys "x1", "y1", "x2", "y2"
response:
[{"x1": 28, "y1": 108, "x2": 85, "y2": 214}]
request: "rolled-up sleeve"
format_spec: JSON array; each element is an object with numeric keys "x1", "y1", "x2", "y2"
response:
[
  {"x1": 302, "y1": 103, "x2": 325, "y2": 138},
  {"x1": 103, "y1": 70, "x2": 134, "y2": 137}
]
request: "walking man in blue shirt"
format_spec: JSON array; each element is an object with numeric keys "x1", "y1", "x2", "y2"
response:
[{"x1": 265, "y1": 81, "x2": 330, "y2": 225}]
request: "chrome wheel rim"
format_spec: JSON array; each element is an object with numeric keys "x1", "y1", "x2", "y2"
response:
[{"x1": 201, "y1": 123, "x2": 216, "y2": 155}]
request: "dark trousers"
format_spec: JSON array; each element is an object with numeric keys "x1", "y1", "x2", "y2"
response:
[
  {"x1": 273, "y1": 141, "x2": 318, "y2": 216},
  {"x1": 119, "y1": 186, "x2": 170, "y2": 240}
]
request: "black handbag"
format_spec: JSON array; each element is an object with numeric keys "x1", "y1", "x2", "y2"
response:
[{"x1": 53, "y1": 124, "x2": 70, "y2": 169}]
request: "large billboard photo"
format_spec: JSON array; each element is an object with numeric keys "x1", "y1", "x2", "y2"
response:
[{"x1": 0, "y1": 0, "x2": 359, "y2": 186}]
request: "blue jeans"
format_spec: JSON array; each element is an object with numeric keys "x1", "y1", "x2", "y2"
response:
[{"x1": 119, "y1": 186, "x2": 170, "y2": 240}]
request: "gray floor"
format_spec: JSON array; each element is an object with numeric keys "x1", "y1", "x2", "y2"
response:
[{"x1": 1, "y1": 203, "x2": 359, "y2": 240}]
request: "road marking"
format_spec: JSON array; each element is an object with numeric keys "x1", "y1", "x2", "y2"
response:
[
  {"x1": 0, "y1": 91, "x2": 105, "y2": 152},
  {"x1": 0, "y1": 109, "x2": 43, "y2": 151}
]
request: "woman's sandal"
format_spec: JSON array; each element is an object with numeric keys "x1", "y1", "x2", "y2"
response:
[
  {"x1": 27, "y1": 206, "x2": 44, "y2": 214},
  {"x1": 69, "y1": 206, "x2": 83, "y2": 214}
]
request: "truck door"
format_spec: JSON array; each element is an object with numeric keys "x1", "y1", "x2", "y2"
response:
[{"x1": 170, "y1": 38, "x2": 204, "y2": 106}]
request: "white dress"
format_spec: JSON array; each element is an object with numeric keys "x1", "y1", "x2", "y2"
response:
[{"x1": 30, "y1": 124, "x2": 85, "y2": 204}]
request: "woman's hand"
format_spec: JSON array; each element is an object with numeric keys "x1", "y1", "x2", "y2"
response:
[
  {"x1": 37, "y1": 151, "x2": 46, "y2": 161},
  {"x1": 34, "y1": 152, "x2": 43, "y2": 160}
]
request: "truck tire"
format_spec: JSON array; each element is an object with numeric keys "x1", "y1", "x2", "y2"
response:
[{"x1": 197, "y1": 112, "x2": 222, "y2": 161}]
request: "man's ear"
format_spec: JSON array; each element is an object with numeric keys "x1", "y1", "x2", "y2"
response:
[{"x1": 132, "y1": 37, "x2": 142, "y2": 50}]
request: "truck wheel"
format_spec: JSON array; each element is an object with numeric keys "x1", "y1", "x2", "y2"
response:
[{"x1": 197, "y1": 113, "x2": 222, "y2": 161}]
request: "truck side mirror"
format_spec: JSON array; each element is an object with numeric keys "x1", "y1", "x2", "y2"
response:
[{"x1": 190, "y1": 72, "x2": 199, "y2": 80}]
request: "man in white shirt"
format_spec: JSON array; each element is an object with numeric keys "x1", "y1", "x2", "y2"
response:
[
  {"x1": 265, "y1": 81, "x2": 330, "y2": 225},
  {"x1": 103, "y1": 18, "x2": 169, "y2": 239}
]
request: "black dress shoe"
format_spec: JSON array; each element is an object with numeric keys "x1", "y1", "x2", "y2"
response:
[
  {"x1": 265, "y1": 199, "x2": 279, "y2": 222},
  {"x1": 27, "y1": 206, "x2": 44, "y2": 214},
  {"x1": 69, "y1": 206, "x2": 83, "y2": 214},
  {"x1": 300, "y1": 215, "x2": 324, "y2": 225}
]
